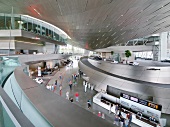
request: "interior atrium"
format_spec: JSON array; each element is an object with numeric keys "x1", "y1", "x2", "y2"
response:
[{"x1": 0, "y1": 0, "x2": 170, "y2": 127}]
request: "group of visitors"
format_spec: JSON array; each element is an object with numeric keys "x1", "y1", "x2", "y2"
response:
[
  {"x1": 113, "y1": 104, "x2": 132, "y2": 127},
  {"x1": 98, "y1": 111, "x2": 105, "y2": 119},
  {"x1": 46, "y1": 84, "x2": 55, "y2": 91}
]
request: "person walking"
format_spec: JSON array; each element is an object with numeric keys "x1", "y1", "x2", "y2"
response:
[
  {"x1": 124, "y1": 117, "x2": 129, "y2": 127},
  {"x1": 75, "y1": 92, "x2": 79, "y2": 102},
  {"x1": 87, "y1": 99, "x2": 91, "y2": 109},
  {"x1": 66, "y1": 91, "x2": 69, "y2": 100},
  {"x1": 69, "y1": 80, "x2": 72, "y2": 90},
  {"x1": 84, "y1": 82, "x2": 87, "y2": 92},
  {"x1": 101, "y1": 113, "x2": 105, "y2": 119},
  {"x1": 59, "y1": 85, "x2": 62, "y2": 96},
  {"x1": 98, "y1": 112, "x2": 102, "y2": 117},
  {"x1": 109, "y1": 104, "x2": 113, "y2": 114},
  {"x1": 120, "y1": 117, "x2": 124, "y2": 127},
  {"x1": 59, "y1": 73, "x2": 62, "y2": 80},
  {"x1": 128, "y1": 113, "x2": 132, "y2": 127},
  {"x1": 115, "y1": 104, "x2": 119, "y2": 115},
  {"x1": 113, "y1": 115, "x2": 119, "y2": 126},
  {"x1": 55, "y1": 80, "x2": 57, "y2": 86}
]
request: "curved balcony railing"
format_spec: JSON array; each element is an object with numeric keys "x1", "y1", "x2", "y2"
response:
[
  {"x1": 0, "y1": 56, "x2": 20, "y2": 86},
  {"x1": 0, "y1": 56, "x2": 34, "y2": 127},
  {"x1": 0, "y1": 13, "x2": 70, "y2": 43}
]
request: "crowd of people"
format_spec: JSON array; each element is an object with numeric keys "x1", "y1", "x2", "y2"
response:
[
  {"x1": 112, "y1": 104, "x2": 132, "y2": 127},
  {"x1": 45, "y1": 57, "x2": 136, "y2": 127}
]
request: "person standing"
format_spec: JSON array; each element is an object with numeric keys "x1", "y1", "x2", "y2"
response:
[
  {"x1": 55, "y1": 80, "x2": 57, "y2": 86},
  {"x1": 69, "y1": 80, "x2": 72, "y2": 90},
  {"x1": 120, "y1": 117, "x2": 124, "y2": 127},
  {"x1": 59, "y1": 73, "x2": 62, "y2": 80},
  {"x1": 101, "y1": 113, "x2": 105, "y2": 119},
  {"x1": 84, "y1": 82, "x2": 87, "y2": 92},
  {"x1": 66, "y1": 91, "x2": 69, "y2": 100},
  {"x1": 124, "y1": 117, "x2": 129, "y2": 127},
  {"x1": 109, "y1": 104, "x2": 113, "y2": 114},
  {"x1": 98, "y1": 112, "x2": 101, "y2": 117},
  {"x1": 115, "y1": 104, "x2": 119, "y2": 115},
  {"x1": 128, "y1": 113, "x2": 132, "y2": 127},
  {"x1": 113, "y1": 115, "x2": 119, "y2": 126},
  {"x1": 75, "y1": 92, "x2": 79, "y2": 102},
  {"x1": 87, "y1": 99, "x2": 91, "y2": 109},
  {"x1": 59, "y1": 85, "x2": 62, "y2": 96}
]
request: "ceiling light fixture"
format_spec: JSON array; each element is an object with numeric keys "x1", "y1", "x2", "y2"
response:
[
  {"x1": 115, "y1": 40, "x2": 119, "y2": 43},
  {"x1": 111, "y1": 32, "x2": 116, "y2": 36},
  {"x1": 33, "y1": 8, "x2": 42, "y2": 17}
]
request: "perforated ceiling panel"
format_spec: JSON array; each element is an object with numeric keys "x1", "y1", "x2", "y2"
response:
[{"x1": 0, "y1": 0, "x2": 170, "y2": 50}]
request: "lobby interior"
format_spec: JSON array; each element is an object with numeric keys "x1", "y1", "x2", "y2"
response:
[{"x1": 1, "y1": 0, "x2": 170, "y2": 127}]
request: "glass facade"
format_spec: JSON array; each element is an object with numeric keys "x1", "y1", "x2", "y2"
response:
[
  {"x1": 134, "y1": 51, "x2": 153, "y2": 59},
  {"x1": 58, "y1": 44, "x2": 85, "y2": 54},
  {"x1": 0, "y1": 13, "x2": 68, "y2": 43}
]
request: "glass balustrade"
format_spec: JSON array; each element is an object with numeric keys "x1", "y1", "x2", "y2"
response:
[
  {"x1": 0, "y1": 97, "x2": 16, "y2": 127},
  {"x1": 0, "y1": 56, "x2": 20, "y2": 86}
]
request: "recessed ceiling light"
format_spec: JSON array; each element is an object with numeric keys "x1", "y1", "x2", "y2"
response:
[
  {"x1": 109, "y1": 28, "x2": 112, "y2": 32},
  {"x1": 121, "y1": 15, "x2": 123, "y2": 16},
  {"x1": 111, "y1": 32, "x2": 116, "y2": 36},
  {"x1": 105, "y1": 37, "x2": 108, "y2": 41},
  {"x1": 115, "y1": 40, "x2": 119, "y2": 43},
  {"x1": 107, "y1": 41, "x2": 111, "y2": 44}
]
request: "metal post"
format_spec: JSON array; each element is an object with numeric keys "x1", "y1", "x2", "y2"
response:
[{"x1": 9, "y1": 6, "x2": 13, "y2": 56}]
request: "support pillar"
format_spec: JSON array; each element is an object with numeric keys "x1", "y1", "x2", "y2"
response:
[{"x1": 158, "y1": 32, "x2": 168, "y2": 61}]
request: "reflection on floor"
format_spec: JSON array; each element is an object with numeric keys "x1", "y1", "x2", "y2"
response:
[{"x1": 43, "y1": 57, "x2": 139, "y2": 127}]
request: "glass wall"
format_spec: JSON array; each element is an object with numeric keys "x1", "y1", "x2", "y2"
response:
[
  {"x1": 134, "y1": 51, "x2": 153, "y2": 59},
  {"x1": 0, "y1": 13, "x2": 69, "y2": 43},
  {"x1": 58, "y1": 44, "x2": 85, "y2": 54}
]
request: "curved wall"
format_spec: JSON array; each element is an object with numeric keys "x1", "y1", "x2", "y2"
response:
[
  {"x1": 79, "y1": 58, "x2": 170, "y2": 114},
  {"x1": 88, "y1": 59, "x2": 170, "y2": 85}
]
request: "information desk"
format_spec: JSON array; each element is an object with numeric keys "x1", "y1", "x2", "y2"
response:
[{"x1": 93, "y1": 93, "x2": 161, "y2": 127}]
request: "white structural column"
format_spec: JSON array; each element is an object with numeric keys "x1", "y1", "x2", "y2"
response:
[{"x1": 158, "y1": 32, "x2": 168, "y2": 61}]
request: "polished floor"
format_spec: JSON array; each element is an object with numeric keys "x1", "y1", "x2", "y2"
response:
[{"x1": 42, "y1": 56, "x2": 139, "y2": 127}]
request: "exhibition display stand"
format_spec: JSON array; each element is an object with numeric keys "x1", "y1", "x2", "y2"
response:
[{"x1": 93, "y1": 92, "x2": 162, "y2": 127}]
